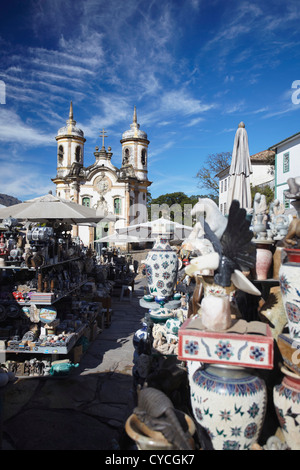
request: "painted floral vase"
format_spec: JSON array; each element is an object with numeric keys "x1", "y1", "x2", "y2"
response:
[
  {"x1": 279, "y1": 248, "x2": 300, "y2": 342},
  {"x1": 255, "y1": 247, "x2": 273, "y2": 280},
  {"x1": 273, "y1": 366, "x2": 300, "y2": 450},
  {"x1": 145, "y1": 236, "x2": 179, "y2": 300},
  {"x1": 190, "y1": 364, "x2": 267, "y2": 450}
]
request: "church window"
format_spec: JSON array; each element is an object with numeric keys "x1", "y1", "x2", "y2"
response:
[
  {"x1": 82, "y1": 197, "x2": 90, "y2": 207},
  {"x1": 75, "y1": 146, "x2": 81, "y2": 162},
  {"x1": 123, "y1": 148, "x2": 130, "y2": 165},
  {"x1": 58, "y1": 145, "x2": 64, "y2": 162},
  {"x1": 114, "y1": 198, "x2": 121, "y2": 215},
  {"x1": 141, "y1": 149, "x2": 146, "y2": 165}
]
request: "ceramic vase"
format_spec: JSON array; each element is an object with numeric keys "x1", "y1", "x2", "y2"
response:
[
  {"x1": 255, "y1": 247, "x2": 272, "y2": 280},
  {"x1": 133, "y1": 322, "x2": 148, "y2": 350},
  {"x1": 145, "y1": 236, "x2": 179, "y2": 300},
  {"x1": 273, "y1": 366, "x2": 300, "y2": 450},
  {"x1": 279, "y1": 248, "x2": 300, "y2": 342},
  {"x1": 189, "y1": 364, "x2": 267, "y2": 450}
]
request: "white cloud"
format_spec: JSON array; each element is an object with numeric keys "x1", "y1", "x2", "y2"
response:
[
  {"x1": 0, "y1": 108, "x2": 53, "y2": 146},
  {"x1": 0, "y1": 161, "x2": 55, "y2": 199},
  {"x1": 160, "y1": 90, "x2": 213, "y2": 116}
]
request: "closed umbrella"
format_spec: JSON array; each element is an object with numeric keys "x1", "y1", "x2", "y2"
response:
[{"x1": 227, "y1": 122, "x2": 252, "y2": 211}]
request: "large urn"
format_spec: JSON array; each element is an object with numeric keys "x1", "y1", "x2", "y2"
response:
[
  {"x1": 190, "y1": 364, "x2": 267, "y2": 450},
  {"x1": 145, "y1": 236, "x2": 179, "y2": 300},
  {"x1": 273, "y1": 366, "x2": 300, "y2": 450},
  {"x1": 279, "y1": 248, "x2": 300, "y2": 341}
]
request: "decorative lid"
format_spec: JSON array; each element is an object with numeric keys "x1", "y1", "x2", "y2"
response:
[
  {"x1": 56, "y1": 101, "x2": 85, "y2": 138},
  {"x1": 121, "y1": 106, "x2": 148, "y2": 141}
]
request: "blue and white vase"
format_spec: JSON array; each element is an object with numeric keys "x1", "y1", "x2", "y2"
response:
[
  {"x1": 279, "y1": 248, "x2": 300, "y2": 342},
  {"x1": 145, "y1": 236, "x2": 179, "y2": 300},
  {"x1": 273, "y1": 366, "x2": 300, "y2": 450},
  {"x1": 133, "y1": 321, "x2": 148, "y2": 350},
  {"x1": 189, "y1": 364, "x2": 267, "y2": 450}
]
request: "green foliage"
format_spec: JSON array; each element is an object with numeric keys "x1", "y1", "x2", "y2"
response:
[
  {"x1": 251, "y1": 184, "x2": 274, "y2": 207},
  {"x1": 147, "y1": 192, "x2": 203, "y2": 221}
]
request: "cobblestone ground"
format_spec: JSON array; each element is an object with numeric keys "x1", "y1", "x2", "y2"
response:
[{"x1": 0, "y1": 279, "x2": 146, "y2": 450}]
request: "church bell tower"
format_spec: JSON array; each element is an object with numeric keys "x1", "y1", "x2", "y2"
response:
[
  {"x1": 120, "y1": 106, "x2": 150, "y2": 181},
  {"x1": 52, "y1": 102, "x2": 86, "y2": 201}
]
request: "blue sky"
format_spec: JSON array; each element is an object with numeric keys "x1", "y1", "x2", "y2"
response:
[{"x1": 0, "y1": 0, "x2": 300, "y2": 201}]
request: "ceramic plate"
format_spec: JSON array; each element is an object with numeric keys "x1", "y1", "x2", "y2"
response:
[{"x1": 149, "y1": 308, "x2": 174, "y2": 322}]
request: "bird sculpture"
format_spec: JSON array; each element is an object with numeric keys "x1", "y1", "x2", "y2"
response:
[
  {"x1": 206, "y1": 200, "x2": 256, "y2": 287},
  {"x1": 185, "y1": 200, "x2": 260, "y2": 296}
]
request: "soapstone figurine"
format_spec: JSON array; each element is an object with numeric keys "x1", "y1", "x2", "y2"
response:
[
  {"x1": 284, "y1": 176, "x2": 300, "y2": 217},
  {"x1": 134, "y1": 386, "x2": 194, "y2": 450},
  {"x1": 185, "y1": 200, "x2": 260, "y2": 297},
  {"x1": 284, "y1": 215, "x2": 300, "y2": 247},
  {"x1": 252, "y1": 193, "x2": 268, "y2": 239},
  {"x1": 205, "y1": 200, "x2": 257, "y2": 288},
  {"x1": 191, "y1": 197, "x2": 227, "y2": 239}
]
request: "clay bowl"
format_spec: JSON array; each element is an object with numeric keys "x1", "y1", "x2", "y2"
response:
[{"x1": 125, "y1": 411, "x2": 196, "y2": 450}]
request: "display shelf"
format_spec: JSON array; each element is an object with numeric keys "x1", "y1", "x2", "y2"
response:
[
  {"x1": 0, "y1": 256, "x2": 82, "y2": 271},
  {"x1": 0, "y1": 315, "x2": 97, "y2": 356},
  {"x1": 15, "y1": 280, "x2": 88, "y2": 306}
]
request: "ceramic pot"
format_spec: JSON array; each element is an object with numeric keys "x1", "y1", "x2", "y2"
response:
[
  {"x1": 133, "y1": 322, "x2": 148, "y2": 350},
  {"x1": 165, "y1": 317, "x2": 182, "y2": 335},
  {"x1": 273, "y1": 366, "x2": 300, "y2": 450},
  {"x1": 255, "y1": 247, "x2": 272, "y2": 280},
  {"x1": 273, "y1": 246, "x2": 283, "y2": 279},
  {"x1": 279, "y1": 248, "x2": 300, "y2": 341},
  {"x1": 125, "y1": 412, "x2": 195, "y2": 450},
  {"x1": 190, "y1": 364, "x2": 267, "y2": 450},
  {"x1": 145, "y1": 236, "x2": 178, "y2": 300}
]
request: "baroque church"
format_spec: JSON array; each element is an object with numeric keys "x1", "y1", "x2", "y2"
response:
[{"x1": 52, "y1": 103, "x2": 151, "y2": 247}]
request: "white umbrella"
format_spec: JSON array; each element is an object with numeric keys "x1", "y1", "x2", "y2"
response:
[
  {"x1": 0, "y1": 192, "x2": 118, "y2": 224},
  {"x1": 116, "y1": 216, "x2": 193, "y2": 240},
  {"x1": 227, "y1": 122, "x2": 252, "y2": 210},
  {"x1": 95, "y1": 231, "x2": 142, "y2": 244}
]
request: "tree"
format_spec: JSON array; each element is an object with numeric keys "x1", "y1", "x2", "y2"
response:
[
  {"x1": 195, "y1": 152, "x2": 231, "y2": 204},
  {"x1": 147, "y1": 192, "x2": 202, "y2": 222},
  {"x1": 251, "y1": 184, "x2": 274, "y2": 207}
]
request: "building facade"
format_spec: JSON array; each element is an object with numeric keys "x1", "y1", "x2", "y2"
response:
[
  {"x1": 52, "y1": 103, "x2": 151, "y2": 246},
  {"x1": 269, "y1": 132, "x2": 300, "y2": 210}
]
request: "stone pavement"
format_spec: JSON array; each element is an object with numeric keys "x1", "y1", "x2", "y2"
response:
[{"x1": 0, "y1": 279, "x2": 147, "y2": 450}]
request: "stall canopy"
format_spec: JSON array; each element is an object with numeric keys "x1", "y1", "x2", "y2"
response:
[{"x1": 0, "y1": 192, "x2": 119, "y2": 225}]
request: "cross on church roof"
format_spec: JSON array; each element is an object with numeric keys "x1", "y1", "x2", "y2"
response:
[{"x1": 99, "y1": 128, "x2": 108, "y2": 148}]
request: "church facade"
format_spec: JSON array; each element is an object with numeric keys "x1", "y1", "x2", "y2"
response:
[{"x1": 52, "y1": 103, "x2": 151, "y2": 247}]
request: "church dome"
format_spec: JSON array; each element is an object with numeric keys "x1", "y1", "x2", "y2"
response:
[
  {"x1": 121, "y1": 106, "x2": 148, "y2": 141},
  {"x1": 57, "y1": 102, "x2": 84, "y2": 138}
]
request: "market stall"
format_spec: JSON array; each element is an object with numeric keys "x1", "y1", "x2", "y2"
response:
[{"x1": 126, "y1": 193, "x2": 300, "y2": 451}]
